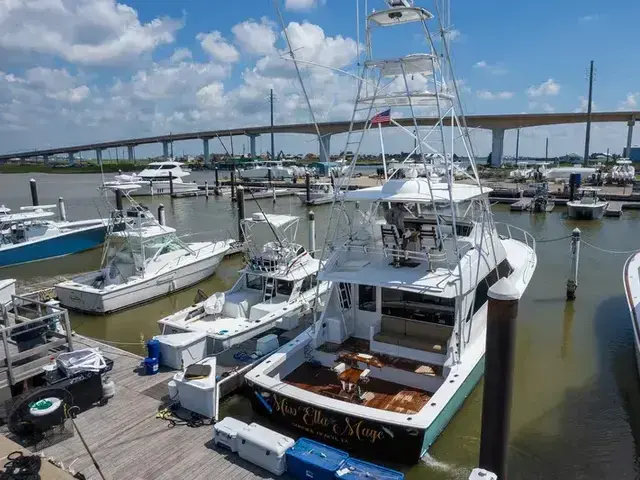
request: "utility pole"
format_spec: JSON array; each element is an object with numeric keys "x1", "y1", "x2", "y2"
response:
[
  {"x1": 515, "y1": 128, "x2": 520, "y2": 161},
  {"x1": 270, "y1": 89, "x2": 275, "y2": 161},
  {"x1": 545, "y1": 137, "x2": 549, "y2": 160},
  {"x1": 583, "y1": 60, "x2": 594, "y2": 163}
]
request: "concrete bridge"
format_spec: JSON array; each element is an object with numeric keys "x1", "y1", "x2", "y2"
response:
[{"x1": 1, "y1": 111, "x2": 638, "y2": 166}]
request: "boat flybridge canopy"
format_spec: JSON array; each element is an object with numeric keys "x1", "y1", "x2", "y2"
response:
[
  {"x1": 0, "y1": 211, "x2": 56, "y2": 223},
  {"x1": 365, "y1": 54, "x2": 435, "y2": 77},
  {"x1": 578, "y1": 187, "x2": 602, "y2": 192},
  {"x1": 343, "y1": 178, "x2": 491, "y2": 204},
  {"x1": 368, "y1": 5, "x2": 433, "y2": 26},
  {"x1": 20, "y1": 205, "x2": 56, "y2": 212},
  {"x1": 243, "y1": 212, "x2": 298, "y2": 229},
  {"x1": 110, "y1": 224, "x2": 176, "y2": 239}
]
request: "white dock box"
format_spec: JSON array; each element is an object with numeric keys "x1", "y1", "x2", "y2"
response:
[
  {"x1": 213, "y1": 417, "x2": 248, "y2": 453},
  {"x1": 237, "y1": 422, "x2": 295, "y2": 476},
  {"x1": 172, "y1": 357, "x2": 217, "y2": 418},
  {"x1": 154, "y1": 332, "x2": 207, "y2": 370},
  {"x1": 256, "y1": 334, "x2": 280, "y2": 356}
]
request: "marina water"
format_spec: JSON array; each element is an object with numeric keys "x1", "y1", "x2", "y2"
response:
[{"x1": 2, "y1": 172, "x2": 640, "y2": 478}]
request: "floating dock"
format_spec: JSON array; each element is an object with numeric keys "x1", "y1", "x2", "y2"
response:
[
  {"x1": 605, "y1": 201, "x2": 624, "y2": 217},
  {"x1": 510, "y1": 198, "x2": 533, "y2": 212}
]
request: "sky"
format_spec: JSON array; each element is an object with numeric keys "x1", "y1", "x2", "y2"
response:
[{"x1": 1, "y1": 0, "x2": 639, "y2": 159}]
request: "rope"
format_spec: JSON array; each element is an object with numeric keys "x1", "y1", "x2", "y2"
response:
[
  {"x1": 582, "y1": 240, "x2": 639, "y2": 255},
  {"x1": 535, "y1": 235, "x2": 572, "y2": 243},
  {"x1": 156, "y1": 407, "x2": 207, "y2": 428},
  {"x1": 2, "y1": 451, "x2": 41, "y2": 480}
]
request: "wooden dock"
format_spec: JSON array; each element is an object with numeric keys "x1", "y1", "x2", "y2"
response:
[
  {"x1": 2, "y1": 336, "x2": 288, "y2": 480},
  {"x1": 510, "y1": 198, "x2": 533, "y2": 212},
  {"x1": 605, "y1": 201, "x2": 624, "y2": 217}
]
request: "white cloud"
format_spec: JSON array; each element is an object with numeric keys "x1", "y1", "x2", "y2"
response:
[
  {"x1": 579, "y1": 14, "x2": 599, "y2": 22},
  {"x1": 618, "y1": 92, "x2": 639, "y2": 111},
  {"x1": 170, "y1": 48, "x2": 192, "y2": 63},
  {"x1": 473, "y1": 60, "x2": 507, "y2": 75},
  {"x1": 447, "y1": 29, "x2": 461, "y2": 42},
  {"x1": 477, "y1": 90, "x2": 514, "y2": 100},
  {"x1": 528, "y1": 101, "x2": 555, "y2": 113},
  {"x1": 575, "y1": 96, "x2": 596, "y2": 113},
  {"x1": 197, "y1": 31, "x2": 239, "y2": 63},
  {"x1": 48, "y1": 85, "x2": 90, "y2": 103},
  {"x1": 285, "y1": 0, "x2": 318, "y2": 10},
  {"x1": 527, "y1": 79, "x2": 560, "y2": 97},
  {"x1": 196, "y1": 82, "x2": 226, "y2": 108},
  {"x1": 0, "y1": 0, "x2": 182, "y2": 66},
  {"x1": 232, "y1": 18, "x2": 278, "y2": 55}
]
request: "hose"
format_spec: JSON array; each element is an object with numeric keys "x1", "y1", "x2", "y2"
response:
[{"x1": 2, "y1": 451, "x2": 41, "y2": 480}]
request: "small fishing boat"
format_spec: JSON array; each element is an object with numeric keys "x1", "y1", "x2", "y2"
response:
[
  {"x1": 55, "y1": 186, "x2": 230, "y2": 314},
  {"x1": 624, "y1": 251, "x2": 640, "y2": 374},
  {"x1": 108, "y1": 161, "x2": 199, "y2": 196},
  {"x1": 0, "y1": 206, "x2": 107, "y2": 268},
  {"x1": 566, "y1": 187, "x2": 608, "y2": 220},
  {"x1": 297, "y1": 182, "x2": 335, "y2": 205},
  {"x1": 158, "y1": 212, "x2": 330, "y2": 350}
]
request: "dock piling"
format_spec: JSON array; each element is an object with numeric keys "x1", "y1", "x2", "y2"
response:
[
  {"x1": 169, "y1": 171, "x2": 174, "y2": 196},
  {"x1": 157, "y1": 204, "x2": 166, "y2": 226},
  {"x1": 115, "y1": 189, "x2": 123, "y2": 211},
  {"x1": 566, "y1": 228, "x2": 581, "y2": 300},
  {"x1": 29, "y1": 178, "x2": 39, "y2": 206},
  {"x1": 230, "y1": 170, "x2": 236, "y2": 202},
  {"x1": 237, "y1": 186, "x2": 245, "y2": 242},
  {"x1": 305, "y1": 173, "x2": 311, "y2": 203},
  {"x1": 308, "y1": 210, "x2": 316, "y2": 257},
  {"x1": 204, "y1": 181, "x2": 209, "y2": 199},
  {"x1": 57, "y1": 197, "x2": 67, "y2": 221},
  {"x1": 479, "y1": 277, "x2": 520, "y2": 480},
  {"x1": 149, "y1": 179, "x2": 154, "y2": 197}
]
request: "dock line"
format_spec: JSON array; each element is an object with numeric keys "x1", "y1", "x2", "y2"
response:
[{"x1": 581, "y1": 240, "x2": 639, "y2": 255}]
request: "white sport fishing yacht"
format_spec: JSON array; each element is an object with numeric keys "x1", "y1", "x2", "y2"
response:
[
  {"x1": 239, "y1": 161, "x2": 296, "y2": 182},
  {"x1": 158, "y1": 212, "x2": 330, "y2": 350},
  {"x1": 245, "y1": 0, "x2": 537, "y2": 463},
  {"x1": 55, "y1": 185, "x2": 230, "y2": 313},
  {"x1": 109, "y1": 161, "x2": 199, "y2": 196},
  {"x1": 566, "y1": 187, "x2": 608, "y2": 220}
]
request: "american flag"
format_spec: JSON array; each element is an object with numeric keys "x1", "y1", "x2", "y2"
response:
[{"x1": 371, "y1": 109, "x2": 391, "y2": 125}]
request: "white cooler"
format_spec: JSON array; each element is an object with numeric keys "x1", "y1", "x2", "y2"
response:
[
  {"x1": 237, "y1": 422, "x2": 295, "y2": 476},
  {"x1": 172, "y1": 357, "x2": 217, "y2": 418},
  {"x1": 213, "y1": 417, "x2": 248, "y2": 453},
  {"x1": 154, "y1": 332, "x2": 207, "y2": 370}
]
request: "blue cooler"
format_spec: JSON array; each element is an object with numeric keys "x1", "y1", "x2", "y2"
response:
[
  {"x1": 286, "y1": 438, "x2": 348, "y2": 480},
  {"x1": 335, "y1": 458, "x2": 404, "y2": 480}
]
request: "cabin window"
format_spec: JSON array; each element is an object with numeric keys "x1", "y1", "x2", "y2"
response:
[
  {"x1": 246, "y1": 274, "x2": 263, "y2": 290},
  {"x1": 301, "y1": 274, "x2": 318, "y2": 292},
  {"x1": 160, "y1": 165, "x2": 175, "y2": 169},
  {"x1": 381, "y1": 288, "x2": 455, "y2": 326},
  {"x1": 276, "y1": 279, "x2": 294, "y2": 296},
  {"x1": 358, "y1": 284, "x2": 376, "y2": 312},
  {"x1": 471, "y1": 259, "x2": 513, "y2": 317}
]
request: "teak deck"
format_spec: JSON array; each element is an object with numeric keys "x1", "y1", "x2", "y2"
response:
[
  {"x1": 284, "y1": 362, "x2": 431, "y2": 415},
  {"x1": 0, "y1": 336, "x2": 288, "y2": 480}
]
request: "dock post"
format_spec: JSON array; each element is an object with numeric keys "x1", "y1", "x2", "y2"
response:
[
  {"x1": 57, "y1": 197, "x2": 67, "y2": 221},
  {"x1": 355, "y1": 201, "x2": 360, "y2": 212},
  {"x1": 169, "y1": 171, "x2": 174, "y2": 196},
  {"x1": 305, "y1": 173, "x2": 311, "y2": 203},
  {"x1": 149, "y1": 179, "x2": 154, "y2": 197},
  {"x1": 237, "y1": 186, "x2": 245, "y2": 242},
  {"x1": 230, "y1": 170, "x2": 236, "y2": 202},
  {"x1": 566, "y1": 228, "x2": 581, "y2": 300},
  {"x1": 29, "y1": 178, "x2": 39, "y2": 206},
  {"x1": 268, "y1": 168, "x2": 272, "y2": 188},
  {"x1": 115, "y1": 189, "x2": 124, "y2": 212},
  {"x1": 272, "y1": 187, "x2": 277, "y2": 204},
  {"x1": 204, "y1": 181, "x2": 209, "y2": 199},
  {"x1": 157, "y1": 204, "x2": 166, "y2": 226},
  {"x1": 308, "y1": 211, "x2": 316, "y2": 257},
  {"x1": 479, "y1": 277, "x2": 520, "y2": 480}
]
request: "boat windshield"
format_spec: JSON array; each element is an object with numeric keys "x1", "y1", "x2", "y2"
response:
[
  {"x1": 143, "y1": 237, "x2": 183, "y2": 259},
  {"x1": 381, "y1": 287, "x2": 455, "y2": 326}
]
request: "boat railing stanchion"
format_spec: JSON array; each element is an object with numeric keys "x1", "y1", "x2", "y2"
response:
[
  {"x1": 237, "y1": 186, "x2": 245, "y2": 243},
  {"x1": 566, "y1": 227, "x2": 581, "y2": 300},
  {"x1": 29, "y1": 178, "x2": 39, "y2": 206},
  {"x1": 157, "y1": 204, "x2": 166, "y2": 226},
  {"x1": 308, "y1": 211, "x2": 316, "y2": 257},
  {"x1": 58, "y1": 197, "x2": 67, "y2": 222},
  {"x1": 479, "y1": 277, "x2": 520, "y2": 480},
  {"x1": 305, "y1": 173, "x2": 311, "y2": 204}
]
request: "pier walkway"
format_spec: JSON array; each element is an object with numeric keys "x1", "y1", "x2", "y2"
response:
[{"x1": 5, "y1": 336, "x2": 286, "y2": 480}]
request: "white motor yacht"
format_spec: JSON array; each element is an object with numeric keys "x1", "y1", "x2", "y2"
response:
[
  {"x1": 55, "y1": 186, "x2": 230, "y2": 314},
  {"x1": 108, "y1": 161, "x2": 199, "y2": 196},
  {"x1": 244, "y1": 0, "x2": 537, "y2": 463},
  {"x1": 566, "y1": 187, "x2": 608, "y2": 220},
  {"x1": 297, "y1": 182, "x2": 335, "y2": 205},
  {"x1": 158, "y1": 212, "x2": 330, "y2": 350},
  {"x1": 239, "y1": 161, "x2": 296, "y2": 182}
]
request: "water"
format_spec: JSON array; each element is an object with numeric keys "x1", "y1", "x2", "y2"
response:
[{"x1": 2, "y1": 172, "x2": 640, "y2": 479}]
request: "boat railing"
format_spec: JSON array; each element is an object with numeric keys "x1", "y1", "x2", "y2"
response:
[{"x1": 494, "y1": 222, "x2": 537, "y2": 282}]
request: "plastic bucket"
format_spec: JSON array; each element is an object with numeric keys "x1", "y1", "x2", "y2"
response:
[
  {"x1": 144, "y1": 357, "x2": 159, "y2": 375},
  {"x1": 146, "y1": 339, "x2": 161, "y2": 360}
]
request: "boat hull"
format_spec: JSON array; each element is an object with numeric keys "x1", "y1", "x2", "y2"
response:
[
  {"x1": 624, "y1": 252, "x2": 640, "y2": 376},
  {"x1": 0, "y1": 225, "x2": 106, "y2": 268},
  {"x1": 56, "y1": 250, "x2": 225, "y2": 314},
  {"x1": 566, "y1": 203, "x2": 607, "y2": 220},
  {"x1": 127, "y1": 181, "x2": 200, "y2": 196}
]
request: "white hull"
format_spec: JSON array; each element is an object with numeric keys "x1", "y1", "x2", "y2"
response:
[
  {"x1": 56, "y1": 249, "x2": 225, "y2": 314},
  {"x1": 296, "y1": 192, "x2": 334, "y2": 205},
  {"x1": 566, "y1": 202, "x2": 607, "y2": 220},
  {"x1": 128, "y1": 181, "x2": 200, "y2": 196},
  {"x1": 241, "y1": 169, "x2": 293, "y2": 182},
  {"x1": 624, "y1": 252, "x2": 640, "y2": 376},
  {"x1": 0, "y1": 278, "x2": 16, "y2": 307}
]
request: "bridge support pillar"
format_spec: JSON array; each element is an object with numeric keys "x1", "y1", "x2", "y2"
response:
[
  {"x1": 68, "y1": 152, "x2": 75, "y2": 165},
  {"x1": 127, "y1": 145, "x2": 135, "y2": 163},
  {"x1": 491, "y1": 128, "x2": 505, "y2": 167},
  {"x1": 43, "y1": 155, "x2": 49, "y2": 165},
  {"x1": 95, "y1": 148, "x2": 103, "y2": 165},
  {"x1": 202, "y1": 138, "x2": 210, "y2": 165},
  {"x1": 626, "y1": 120, "x2": 635, "y2": 158},
  {"x1": 162, "y1": 141, "x2": 170, "y2": 160},
  {"x1": 248, "y1": 133, "x2": 259, "y2": 159},
  {"x1": 319, "y1": 134, "x2": 331, "y2": 164}
]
